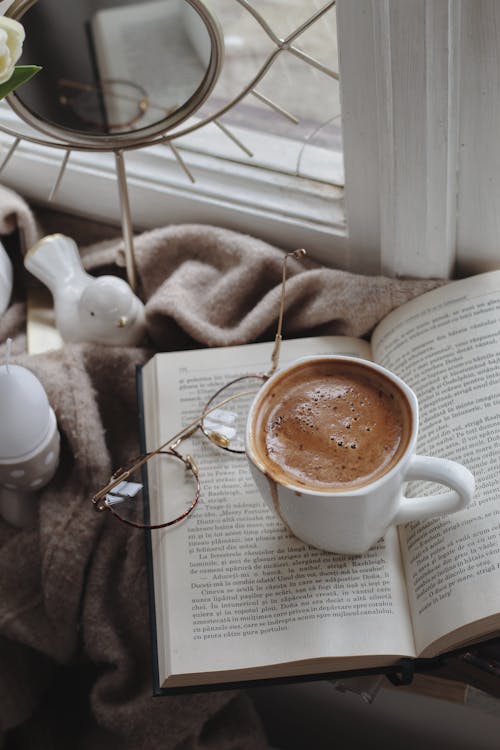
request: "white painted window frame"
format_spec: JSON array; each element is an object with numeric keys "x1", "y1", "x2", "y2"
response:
[
  {"x1": 337, "y1": 0, "x2": 461, "y2": 279},
  {"x1": 0, "y1": 100, "x2": 347, "y2": 267},
  {"x1": 455, "y1": 0, "x2": 500, "y2": 275}
]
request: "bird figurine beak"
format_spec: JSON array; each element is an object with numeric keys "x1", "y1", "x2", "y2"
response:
[{"x1": 117, "y1": 316, "x2": 128, "y2": 328}]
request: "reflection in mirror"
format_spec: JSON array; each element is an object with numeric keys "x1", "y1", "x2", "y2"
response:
[{"x1": 13, "y1": 0, "x2": 221, "y2": 137}]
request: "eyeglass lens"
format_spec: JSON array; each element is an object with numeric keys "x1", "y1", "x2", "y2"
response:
[
  {"x1": 105, "y1": 449, "x2": 199, "y2": 529},
  {"x1": 200, "y1": 375, "x2": 265, "y2": 453}
]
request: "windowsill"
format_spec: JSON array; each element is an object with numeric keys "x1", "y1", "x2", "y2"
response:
[{"x1": 0, "y1": 103, "x2": 347, "y2": 268}]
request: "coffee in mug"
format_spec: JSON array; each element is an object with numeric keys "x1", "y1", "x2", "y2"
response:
[
  {"x1": 252, "y1": 358, "x2": 412, "y2": 492},
  {"x1": 246, "y1": 356, "x2": 475, "y2": 554}
]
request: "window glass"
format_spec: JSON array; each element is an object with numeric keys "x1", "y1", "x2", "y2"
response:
[{"x1": 173, "y1": 0, "x2": 343, "y2": 187}]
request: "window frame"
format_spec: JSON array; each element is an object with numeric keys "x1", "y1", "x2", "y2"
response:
[
  {"x1": 0, "y1": 104, "x2": 347, "y2": 265},
  {"x1": 337, "y1": 0, "x2": 461, "y2": 278}
]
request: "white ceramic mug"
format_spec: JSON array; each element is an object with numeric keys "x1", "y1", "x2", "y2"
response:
[{"x1": 245, "y1": 356, "x2": 475, "y2": 554}]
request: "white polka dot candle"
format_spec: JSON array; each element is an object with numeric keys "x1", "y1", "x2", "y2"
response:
[{"x1": 0, "y1": 339, "x2": 60, "y2": 527}]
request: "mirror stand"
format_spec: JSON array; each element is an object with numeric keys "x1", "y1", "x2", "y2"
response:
[{"x1": 115, "y1": 149, "x2": 137, "y2": 290}]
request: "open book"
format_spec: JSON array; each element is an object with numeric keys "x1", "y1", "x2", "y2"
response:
[{"x1": 140, "y1": 271, "x2": 500, "y2": 691}]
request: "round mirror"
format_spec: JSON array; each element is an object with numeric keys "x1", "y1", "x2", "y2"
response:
[{"x1": 6, "y1": 0, "x2": 224, "y2": 148}]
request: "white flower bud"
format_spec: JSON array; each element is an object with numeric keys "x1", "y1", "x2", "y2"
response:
[{"x1": 0, "y1": 17, "x2": 25, "y2": 85}]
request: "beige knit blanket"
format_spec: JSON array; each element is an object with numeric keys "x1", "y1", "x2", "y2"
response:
[{"x1": 0, "y1": 186, "x2": 442, "y2": 749}]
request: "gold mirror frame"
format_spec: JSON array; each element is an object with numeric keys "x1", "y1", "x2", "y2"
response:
[{"x1": 6, "y1": 0, "x2": 225, "y2": 151}]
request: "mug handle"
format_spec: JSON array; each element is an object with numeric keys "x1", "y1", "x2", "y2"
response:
[{"x1": 393, "y1": 455, "x2": 475, "y2": 524}]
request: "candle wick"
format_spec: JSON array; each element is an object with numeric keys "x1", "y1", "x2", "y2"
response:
[{"x1": 5, "y1": 337, "x2": 11, "y2": 373}]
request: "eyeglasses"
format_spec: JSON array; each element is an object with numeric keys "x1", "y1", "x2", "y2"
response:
[
  {"x1": 91, "y1": 248, "x2": 306, "y2": 530},
  {"x1": 57, "y1": 78, "x2": 175, "y2": 133}
]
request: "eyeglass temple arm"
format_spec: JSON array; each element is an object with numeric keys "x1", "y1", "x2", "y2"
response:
[{"x1": 266, "y1": 248, "x2": 306, "y2": 379}]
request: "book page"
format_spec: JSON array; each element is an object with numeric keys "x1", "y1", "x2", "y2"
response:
[
  {"x1": 372, "y1": 271, "x2": 500, "y2": 656},
  {"x1": 143, "y1": 336, "x2": 416, "y2": 686},
  {"x1": 91, "y1": 0, "x2": 207, "y2": 130}
]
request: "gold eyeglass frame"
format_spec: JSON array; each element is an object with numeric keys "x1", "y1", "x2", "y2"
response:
[{"x1": 92, "y1": 248, "x2": 306, "y2": 529}]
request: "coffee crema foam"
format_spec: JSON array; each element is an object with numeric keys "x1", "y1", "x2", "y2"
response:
[{"x1": 252, "y1": 360, "x2": 412, "y2": 491}]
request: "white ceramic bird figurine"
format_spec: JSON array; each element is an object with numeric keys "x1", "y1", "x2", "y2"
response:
[
  {"x1": 24, "y1": 234, "x2": 146, "y2": 346},
  {"x1": 0, "y1": 240, "x2": 13, "y2": 317}
]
